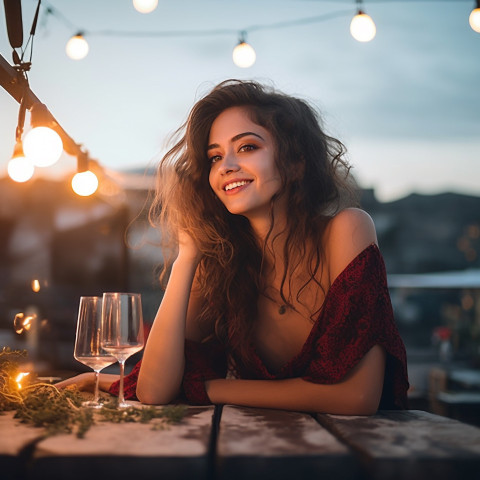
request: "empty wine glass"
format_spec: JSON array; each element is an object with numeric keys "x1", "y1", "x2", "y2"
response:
[
  {"x1": 101, "y1": 292, "x2": 145, "y2": 408},
  {"x1": 74, "y1": 296, "x2": 116, "y2": 408}
]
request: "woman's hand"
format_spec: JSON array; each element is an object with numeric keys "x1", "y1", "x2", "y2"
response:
[
  {"x1": 177, "y1": 229, "x2": 202, "y2": 264},
  {"x1": 55, "y1": 372, "x2": 119, "y2": 393},
  {"x1": 55, "y1": 372, "x2": 96, "y2": 392}
]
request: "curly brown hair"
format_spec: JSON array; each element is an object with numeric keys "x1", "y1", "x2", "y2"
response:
[{"x1": 150, "y1": 79, "x2": 358, "y2": 371}]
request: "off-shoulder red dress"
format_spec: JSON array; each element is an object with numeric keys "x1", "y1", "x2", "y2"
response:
[{"x1": 109, "y1": 244, "x2": 409, "y2": 409}]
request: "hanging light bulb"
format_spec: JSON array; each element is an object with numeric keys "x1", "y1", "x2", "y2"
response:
[
  {"x1": 470, "y1": 1, "x2": 480, "y2": 33},
  {"x1": 23, "y1": 126, "x2": 63, "y2": 167},
  {"x1": 350, "y1": 1, "x2": 376, "y2": 42},
  {"x1": 232, "y1": 32, "x2": 256, "y2": 68},
  {"x1": 133, "y1": 0, "x2": 158, "y2": 14},
  {"x1": 8, "y1": 141, "x2": 35, "y2": 183},
  {"x1": 66, "y1": 32, "x2": 89, "y2": 60},
  {"x1": 72, "y1": 170, "x2": 99, "y2": 196},
  {"x1": 23, "y1": 103, "x2": 64, "y2": 167}
]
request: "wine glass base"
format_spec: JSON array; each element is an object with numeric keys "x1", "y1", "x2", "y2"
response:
[
  {"x1": 82, "y1": 400, "x2": 104, "y2": 409},
  {"x1": 117, "y1": 400, "x2": 137, "y2": 409}
]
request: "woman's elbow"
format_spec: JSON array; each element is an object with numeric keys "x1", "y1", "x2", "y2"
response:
[
  {"x1": 136, "y1": 380, "x2": 179, "y2": 405},
  {"x1": 136, "y1": 387, "x2": 175, "y2": 405},
  {"x1": 350, "y1": 390, "x2": 381, "y2": 416}
]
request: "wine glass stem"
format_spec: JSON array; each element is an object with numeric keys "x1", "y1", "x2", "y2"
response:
[
  {"x1": 118, "y1": 360, "x2": 125, "y2": 405},
  {"x1": 93, "y1": 370, "x2": 100, "y2": 404}
]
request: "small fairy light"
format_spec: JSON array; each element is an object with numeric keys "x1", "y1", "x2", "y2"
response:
[
  {"x1": 66, "y1": 32, "x2": 89, "y2": 60},
  {"x1": 16, "y1": 372, "x2": 30, "y2": 390},
  {"x1": 23, "y1": 126, "x2": 63, "y2": 167},
  {"x1": 14, "y1": 312, "x2": 36, "y2": 334},
  {"x1": 350, "y1": 1, "x2": 376, "y2": 42},
  {"x1": 133, "y1": 0, "x2": 158, "y2": 14},
  {"x1": 233, "y1": 31, "x2": 256, "y2": 68},
  {"x1": 8, "y1": 155, "x2": 35, "y2": 183},
  {"x1": 71, "y1": 170, "x2": 99, "y2": 196},
  {"x1": 31, "y1": 279, "x2": 41, "y2": 293},
  {"x1": 469, "y1": 0, "x2": 480, "y2": 32}
]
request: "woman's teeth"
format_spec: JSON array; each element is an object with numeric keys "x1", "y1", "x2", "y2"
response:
[{"x1": 225, "y1": 180, "x2": 250, "y2": 191}]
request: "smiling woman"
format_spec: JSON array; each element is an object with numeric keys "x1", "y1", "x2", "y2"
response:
[{"x1": 57, "y1": 79, "x2": 409, "y2": 415}]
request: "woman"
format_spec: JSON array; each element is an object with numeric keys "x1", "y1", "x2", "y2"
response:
[{"x1": 59, "y1": 80, "x2": 409, "y2": 414}]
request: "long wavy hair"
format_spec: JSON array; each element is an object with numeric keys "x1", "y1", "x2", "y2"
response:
[{"x1": 150, "y1": 79, "x2": 358, "y2": 371}]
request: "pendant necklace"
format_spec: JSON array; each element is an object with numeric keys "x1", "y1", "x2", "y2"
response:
[{"x1": 260, "y1": 291, "x2": 288, "y2": 315}]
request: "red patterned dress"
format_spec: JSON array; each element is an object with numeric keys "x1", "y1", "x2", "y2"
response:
[{"x1": 110, "y1": 243, "x2": 409, "y2": 409}]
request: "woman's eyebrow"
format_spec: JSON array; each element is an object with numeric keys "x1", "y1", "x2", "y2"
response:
[{"x1": 207, "y1": 131, "x2": 264, "y2": 151}]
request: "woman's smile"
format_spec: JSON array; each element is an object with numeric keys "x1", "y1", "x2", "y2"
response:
[{"x1": 223, "y1": 179, "x2": 253, "y2": 193}]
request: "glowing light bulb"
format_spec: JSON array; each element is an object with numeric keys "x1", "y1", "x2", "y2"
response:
[
  {"x1": 66, "y1": 33, "x2": 89, "y2": 60},
  {"x1": 233, "y1": 41, "x2": 256, "y2": 68},
  {"x1": 8, "y1": 142, "x2": 35, "y2": 182},
  {"x1": 350, "y1": 11, "x2": 376, "y2": 42},
  {"x1": 23, "y1": 126, "x2": 63, "y2": 167},
  {"x1": 8, "y1": 156, "x2": 34, "y2": 182},
  {"x1": 14, "y1": 312, "x2": 36, "y2": 334},
  {"x1": 72, "y1": 171, "x2": 99, "y2": 196},
  {"x1": 16, "y1": 372, "x2": 30, "y2": 390},
  {"x1": 470, "y1": 8, "x2": 480, "y2": 33},
  {"x1": 31, "y1": 279, "x2": 41, "y2": 293},
  {"x1": 133, "y1": 0, "x2": 158, "y2": 14}
]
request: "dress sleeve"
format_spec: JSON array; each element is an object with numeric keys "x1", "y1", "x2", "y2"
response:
[
  {"x1": 182, "y1": 338, "x2": 228, "y2": 405},
  {"x1": 302, "y1": 244, "x2": 409, "y2": 409},
  {"x1": 108, "y1": 360, "x2": 141, "y2": 400},
  {"x1": 108, "y1": 339, "x2": 228, "y2": 404}
]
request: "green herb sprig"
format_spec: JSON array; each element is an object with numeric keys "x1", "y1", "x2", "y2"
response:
[{"x1": 0, "y1": 348, "x2": 186, "y2": 438}]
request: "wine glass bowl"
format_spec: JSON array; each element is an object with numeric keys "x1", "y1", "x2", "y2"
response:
[
  {"x1": 101, "y1": 292, "x2": 144, "y2": 408},
  {"x1": 74, "y1": 296, "x2": 116, "y2": 408}
]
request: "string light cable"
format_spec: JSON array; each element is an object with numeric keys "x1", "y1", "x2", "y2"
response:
[{"x1": 38, "y1": 0, "x2": 478, "y2": 64}]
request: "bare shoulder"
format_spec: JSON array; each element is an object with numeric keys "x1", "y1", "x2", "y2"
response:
[{"x1": 324, "y1": 208, "x2": 378, "y2": 284}]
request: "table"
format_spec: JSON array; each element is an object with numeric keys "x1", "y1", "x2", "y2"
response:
[{"x1": 1, "y1": 405, "x2": 480, "y2": 480}]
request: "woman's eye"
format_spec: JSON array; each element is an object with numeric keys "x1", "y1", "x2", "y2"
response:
[
  {"x1": 239, "y1": 144, "x2": 257, "y2": 153},
  {"x1": 209, "y1": 155, "x2": 222, "y2": 164}
]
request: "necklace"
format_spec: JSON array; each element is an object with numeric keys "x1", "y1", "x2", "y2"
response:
[{"x1": 260, "y1": 291, "x2": 288, "y2": 315}]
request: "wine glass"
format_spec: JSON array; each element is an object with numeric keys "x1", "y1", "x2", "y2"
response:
[
  {"x1": 101, "y1": 292, "x2": 145, "y2": 408},
  {"x1": 74, "y1": 296, "x2": 116, "y2": 408}
]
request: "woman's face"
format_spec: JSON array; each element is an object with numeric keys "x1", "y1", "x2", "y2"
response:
[{"x1": 208, "y1": 107, "x2": 282, "y2": 222}]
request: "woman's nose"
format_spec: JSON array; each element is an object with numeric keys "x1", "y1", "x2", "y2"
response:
[{"x1": 219, "y1": 153, "x2": 240, "y2": 175}]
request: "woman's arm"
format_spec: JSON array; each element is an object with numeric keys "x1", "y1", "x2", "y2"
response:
[
  {"x1": 206, "y1": 344, "x2": 386, "y2": 415},
  {"x1": 55, "y1": 372, "x2": 119, "y2": 392},
  {"x1": 136, "y1": 232, "x2": 202, "y2": 405}
]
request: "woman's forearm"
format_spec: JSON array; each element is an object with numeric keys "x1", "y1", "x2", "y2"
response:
[
  {"x1": 205, "y1": 377, "x2": 377, "y2": 415},
  {"x1": 205, "y1": 345, "x2": 386, "y2": 415},
  {"x1": 136, "y1": 256, "x2": 198, "y2": 404}
]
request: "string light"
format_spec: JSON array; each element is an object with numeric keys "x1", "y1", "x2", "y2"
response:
[
  {"x1": 23, "y1": 126, "x2": 63, "y2": 167},
  {"x1": 133, "y1": 0, "x2": 158, "y2": 14},
  {"x1": 71, "y1": 152, "x2": 99, "y2": 196},
  {"x1": 31, "y1": 279, "x2": 41, "y2": 292},
  {"x1": 22, "y1": 103, "x2": 64, "y2": 167},
  {"x1": 66, "y1": 32, "x2": 89, "y2": 60},
  {"x1": 232, "y1": 32, "x2": 256, "y2": 68},
  {"x1": 350, "y1": 1, "x2": 376, "y2": 42},
  {"x1": 38, "y1": 1, "x2": 478, "y2": 67},
  {"x1": 470, "y1": 0, "x2": 480, "y2": 32},
  {"x1": 7, "y1": 141, "x2": 35, "y2": 182},
  {"x1": 16, "y1": 372, "x2": 30, "y2": 390},
  {"x1": 71, "y1": 171, "x2": 99, "y2": 196}
]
